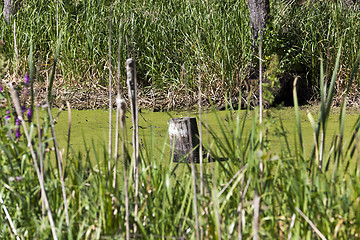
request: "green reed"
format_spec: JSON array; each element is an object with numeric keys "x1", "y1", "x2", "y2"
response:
[
  {"x1": 1, "y1": 1, "x2": 360, "y2": 239},
  {"x1": 1, "y1": 54, "x2": 360, "y2": 238},
  {"x1": 1, "y1": 1, "x2": 359, "y2": 100}
]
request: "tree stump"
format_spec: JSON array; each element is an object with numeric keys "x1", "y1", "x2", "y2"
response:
[{"x1": 169, "y1": 117, "x2": 200, "y2": 163}]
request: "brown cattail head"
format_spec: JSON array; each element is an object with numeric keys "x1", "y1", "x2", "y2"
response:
[
  {"x1": 126, "y1": 58, "x2": 134, "y2": 90},
  {"x1": 117, "y1": 95, "x2": 127, "y2": 126}
]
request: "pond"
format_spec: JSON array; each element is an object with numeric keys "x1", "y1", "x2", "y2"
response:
[{"x1": 52, "y1": 106, "x2": 360, "y2": 163}]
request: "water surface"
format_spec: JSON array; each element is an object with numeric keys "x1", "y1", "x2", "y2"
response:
[{"x1": 53, "y1": 106, "x2": 360, "y2": 162}]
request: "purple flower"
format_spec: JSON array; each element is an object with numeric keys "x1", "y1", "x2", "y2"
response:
[
  {"x1": 0, "y1": 84, "x2": 3, "y2": 92},
  {"x1": 5, "y1": 110, "x2": 10, "y2": 120},
  {"x1": 15, "y1": 127, "x2": 21, "y2": 139},
  {"x1": 15, "y1": 118, "x2": 21, "y2": 139},
  {"x1": 27, "y1": 108, "x2": 32, "y2": 122},
  {"x1": 24, "y1": 74, "x2": 30, "y2": 86},
  {"x1": 15, "y1": 118, "x2": 21, "y2": 126}
]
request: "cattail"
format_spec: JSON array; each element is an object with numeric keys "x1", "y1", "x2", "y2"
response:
[{"x1": 118, "y1": 95, "x2": 130, "y2": 240}]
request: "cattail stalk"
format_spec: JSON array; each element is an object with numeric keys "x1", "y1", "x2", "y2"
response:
[
  {"x1": 114, "y1": 94, "x2": 120, "y2": 189},
  {"x1": 36, "y1": 106, "x2": 46, "y2": 221},
  {"x1": 259, "y1": 32, "x2": 263, "y2": 144},
  {"x1": 9, "y1": 83, "x2": 58, "y2": 240},
  {"x1": 47, "y1": 102, "x2": 70, "y2": 227},
  {"x1": 120, "y1": 98, "x2": 130, "y2": 240},
  {"x1": 114, "y1": 24, "x2": 123, "y2": 189},
  {"x1": 126, "y1": 58, "x2": 139, "y2": 237},
  {"x1": 108, "y1": 5, "x2": 113, "y2": 174},
  {"x1": 131, "y1": 18, "x2": 140, "y2": 237},
  {"x1": 183, "y1": 65, "x2": 200, "y2": 240},
  {"x1": 189, "y1": 124, "x2": 200, "y2": 240},
  {"x1": 198, "y1": 51, "x2": 204, "y2": 196},
  {"x1": 253, "y1": 30, "x2": 263, "y2": 240}
]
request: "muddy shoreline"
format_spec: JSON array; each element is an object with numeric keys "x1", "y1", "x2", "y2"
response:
[
  {"x1": 31, "y1": 80, "x2": 360, "y2": 112},
  {"x1": 31, "y1": 81, "x2": 241, "y2": 111}
]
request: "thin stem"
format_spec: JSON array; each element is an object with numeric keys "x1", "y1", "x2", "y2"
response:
[
  {"x1": 287, "y1": 214, "x2": 296, "y2": 240},
  {"x1": 126, "y1": 57, "x2": 139, "y2": 237},
  {"x1": 56, "y1": 0, "x2": 59, "y2": 39},
  {"x1": 211, "y1": 160, "x2": 222, "y2": 239},
  {"x1": 295, "y1": 207, "x2": 327, "y2": 240},
  {"x1": 13, "y1": 20, "x2": 18, "y2": 71},
  {"x1": 114, "y1": 23, "x2": 123, "y2": 189},
  {"x1": 47, "y1": 102, "x2": 70, "y2": 227},
  {"x1": 9, "y1": 84, "x2": 58, "y2": 240},
  {"x1": 114, "y1": 96, "x2": 120, "y2": 189},
  {"x1": 259, "y1": 32, "x2": 263, "y2": 142},
  {"x1": 120, "y1": 98, "x2": 130, "y2": 240},
  {"x1": 237, "y1": 178, "x2": 251, "y2": 240},
  {"x1": 198, "y1": 57, "x2": 204, "y2": 196},
  {"x1": 184, "y1": 67, "x2": 200, "y2": 240},
  {"x1": 189, "y1": 130, "x2": 200, "y2": 240},
  {"x1": 108, "y1": 4, "x2": 113, "y2": 171},
  {"x1": 130, "y1": 14, "x2": 140, "y2": 237},
  {"x1": 253, "y1": 30, "x2": 263, "y2": 240},
  {"x1": 65, "y1": 101, "x2": 71, "y2": 161},
  {"x1": 252, "y1": 192, "x2": 261, "y2": 240},
  {"x1": 0, "y1": 194, "x2": 21, "y2": 240},
  {"x1": 36, "y1": 106, "x2": 45, "y2": 220}
]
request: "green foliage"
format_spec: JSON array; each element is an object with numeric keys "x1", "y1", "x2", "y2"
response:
[
  {"x1": 1, "y1": 62, "x2": 360, "y2": 238},
  {"x1": 263, "y1": 54, "x2": 280, "y2": 105},
  {"x1": 264, "y1": 0, "x2": 360, "y2": 95},
  {"x1": 0, "y1": 0, "x2": 252, "y2": 92},
  {"x1": 0, "y1": 0, "x2": 359, "y2": 101},
  {"x1": 1, "y1": 1, "x2": 360, "y2": 239}
]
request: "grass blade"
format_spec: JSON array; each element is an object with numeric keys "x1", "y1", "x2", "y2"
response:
[
  {"x1": 295, "y1": 207, "x2": 327, "y2": 240},
  {"x1": 293, "y1": 76, "x2": 303, "y2": 156},
  {"x1": 0, "y1": 194, "x2": 21, "y2": 240},
  {"x1": 47, "y1": 32, "x2": 62, "y2": 106},
  {"x1": 66, "y1": 101, "x2": 71, "y2": 161}
]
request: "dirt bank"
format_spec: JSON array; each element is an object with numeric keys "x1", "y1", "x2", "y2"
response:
[{"x1": 6, "y1": 72, "x2": 360, "y2": 111}]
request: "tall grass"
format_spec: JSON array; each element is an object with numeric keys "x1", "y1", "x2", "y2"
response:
[
  {"x1": 1, "y1": 1, "x2": 360, "y2": 239},
  {"x1": 3, "y1": 0, "x2": 360, "y2": 105},
  {"x1": 2, "y1": 44, "x2": 360, "y2": 239}
]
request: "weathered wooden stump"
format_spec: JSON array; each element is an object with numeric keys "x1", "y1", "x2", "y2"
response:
[{"x1": 169, "y1": 117, "x2": 200, "y2": 163}]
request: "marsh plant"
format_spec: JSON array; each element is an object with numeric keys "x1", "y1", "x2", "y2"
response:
[
  {"x1": 0, "y1": 43, "x2": 359, "y2": 239},
  {"x1": 1, "y1": 1, "x2": 360, "y2": 239},
  {"x1": 1, "y1": 1, "x2": 360, "y2": 107}
]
